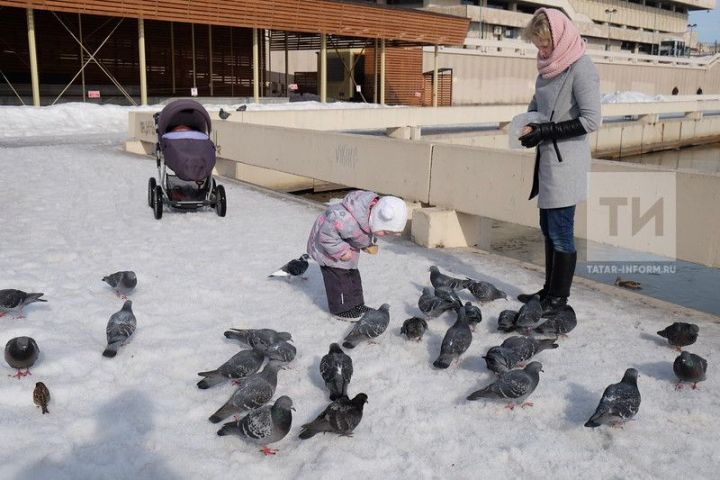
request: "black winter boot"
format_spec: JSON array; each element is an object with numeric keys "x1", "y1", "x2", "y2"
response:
[
  {"x1": 518, "y1": 237, "x2": 554, "y2": 303},
  {"x1": 541, "y1": 250, "x2": 577, "y2": 316}
]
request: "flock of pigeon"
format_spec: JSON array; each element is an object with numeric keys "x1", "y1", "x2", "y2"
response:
[{"x1": 2, "y1": 252, "x2": 710, "y2": 456}]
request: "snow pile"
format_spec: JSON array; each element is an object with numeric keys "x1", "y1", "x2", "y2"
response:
[{"x1": 601, "y1": 91, "x2": 665, "y2": 104}]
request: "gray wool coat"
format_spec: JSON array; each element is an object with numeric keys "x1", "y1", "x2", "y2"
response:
[{"x1": 528, "y1": 54, "x2": 602, "y2": 209}]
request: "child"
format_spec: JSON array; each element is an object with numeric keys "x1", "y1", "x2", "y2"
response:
[{"x1": 307, "y1": 191, "x2": 408, "y2": 320}]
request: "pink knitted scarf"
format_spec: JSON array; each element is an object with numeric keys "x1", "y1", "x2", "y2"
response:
[{"x1": 536, "y1": 8, "x2": 586, "y2": 79}]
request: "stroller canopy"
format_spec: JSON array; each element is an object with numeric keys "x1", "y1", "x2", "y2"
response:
[{"x1": 157, "y1": 99, "x2": 212, "y2": 135}]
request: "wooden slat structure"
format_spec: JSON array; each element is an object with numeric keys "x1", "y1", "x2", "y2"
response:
[
  {"x1": 364, "y1": 47, "x2": 425, "y2": 106},
  {"x1": 0, "y1": 0, "x2": 469, "y2": 45}
]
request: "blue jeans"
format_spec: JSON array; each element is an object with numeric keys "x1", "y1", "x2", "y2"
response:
[{"x1": 539, "y1": 206, "x2": 576, "y2": 253}]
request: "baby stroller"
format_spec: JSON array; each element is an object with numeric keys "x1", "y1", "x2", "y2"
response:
[{"x1": 148, "y1": 99, "x2": 227, "y2": 219}]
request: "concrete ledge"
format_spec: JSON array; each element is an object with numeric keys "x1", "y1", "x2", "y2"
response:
[{"x1": 411, "y1": 207, "x2": 493, "y2": 249}]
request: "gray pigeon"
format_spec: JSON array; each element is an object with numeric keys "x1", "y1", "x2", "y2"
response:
[
  {"x1": 500, "y1": 336, "x2": 558, "y2": 363},
  {"x1": 217, "y1": 395, "x2": 293, "y2": 456},
  {"x1": 483, "y1": 346, "x2": 523, "y2": 375},
  {"x1": 269, "y1": 254, "x2": 310, "y2": 278},
  {"x1": 209, "y1": 360, "x2": 284, "y2": 423},
  {"x1": 434, "y1": 286, "x2": 462, "y2": 305},
  {"x1": 103, "y1": 300, "x2": 136, "y2": 358},
  {"x1": 219, "y1": 108, "x2": 231, "y2": 120},
  {"x1": 401, "y1": 317, "x2": 428, "y2": 341},
  {"x1": 342, "y1": 304, "x2": 390, "y2": 349},
  {"x1": 418, "y1": 287, "x2": 459, "y2": 318},
  {"x1": 433, "y1": 307, "x2": 473, "y2": 369},
  {"x1": 299, "y1": 393, "x2": 368, "y2": 439},
  {"x1": 673, "y1": 351, "x2": 707, "y2": 390},
  {"x1": 657, "y1": 322, "x2": 699, "y2": 350},
  {"x1": 515, "y1": 295, "x2": 542, "y2": 328},
  {"x1": 5, "y1": 336, "x2": 40, "y2": 378},
  {"x1": 256, "y1": 341, "x2": 297, "y2": 363},
  {"x1": 102, "y1": 271, "x2": 137, "y2": 298},
  {"x1": 497, "y1": 309, "x2": 519, "y2": 332},
  {"x1": 0, "y1": 289, "x2": 46, "y2": 317},
  {"x1": 463, "y1": 302, "x2": 482, "y2": 330},
  {"x1": 429, "y1": 266, "x2": 473, "y2": 291},
  {"x1": 224, "y1": 328, "x2": 293, "y2": 351},
  {"x1": 585, "y1": 368, "x2": 641, "y2": 428},
  {"x1": 320, "y1": 343, "x2": 353, "y2": 401},
  {"x1": 197, "y1": 349, "x2": 265, "y2": 389},
  {"x1": 467, "y1": 361, "x2": 543, "y2": 408},
  {"x1": 467, "y1": 280, "x2": 507, "y2": 302},
  {"x1": 532, "y1": 306, "x2": 577, "y2": 336},
  {"x1": 236, "y1": 104, "x2": 248, "y2": 112}
]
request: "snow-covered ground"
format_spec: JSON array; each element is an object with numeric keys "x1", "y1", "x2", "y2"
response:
[{"x1": 0, "y1": 104, "x2": 718, "y2": 480}]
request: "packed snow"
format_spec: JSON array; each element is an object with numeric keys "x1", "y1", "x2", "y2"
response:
[{"x1": 0, "y1": 103, "x2": 718, "y2": 480}]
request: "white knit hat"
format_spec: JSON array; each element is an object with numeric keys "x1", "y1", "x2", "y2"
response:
[{"x1": 369, "y1": 196, "x2": 408, "y2": 233}]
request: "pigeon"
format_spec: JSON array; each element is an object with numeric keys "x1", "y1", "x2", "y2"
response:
[
  {"x1": 236, "y1": 104, "x2": 247, "y2": 112},
  {"x1": 497, "y1": 310, "x2": 519, "y2": 332},
  {"x1": 197, "y1": 349, "x2": 265, "y2": 389},
  {"x1": 299, "y1": 393, "x2": 368, "y2": 439},
  {"x1": 217, "y1": 395, "x2": 293, "y2": 456},
  {"x1": 434, "y1": 286, "x2": 462, "y2": 305},
  {"x1": 224, "y1": 329, "x2": 293, "y2": 351},
  {"x1": 5, "y1": 336, "x2": 40, "y2": 378},
  {"x1": 418, "y1": 287, "x2": 459, "y2": 318},
  {"x1": 500, "y1": 336, "x2": 558, "y2": 363},
  {"x1": 467, "y1": 280, "x2": 507, "y2": 302},
  {"x1": 103, "y1": 300, "x2": 137, "y2": 358},
  {"x1": 209, "y1": 360, "x2": 284, "y2": 423},
  {"x1": 400, "y1": 317, "x2": 428, "y2": 341},
  {"x1": 483, "y1": 346, "x2": 523, "y2": 375},
  {"x1": 429, "y1": 266, "x2": 473, "y2": 291},
  {"x1": 269, "y1": 254, "x2": 310, "y2": 278},
  {"x1": 0, "y1": 289, "x2": 46, "y2": 317},
  {"x1": 33, "y1": 382, "x2": 50, "y2": 414},
  {"x1": 585, "y1": 368, "x2": 641, "y2": 428},
  {"x1": 342, "y1": 304, "x2": 390, "y2": 349},
  {"x1": 219, "y1": 108, "x2": 231, "y2": 120},
  {"x1": 532, "y1": 306, "x2": 577, "y2": 336},
  {"x1": 657, "y1": 322, "x2": 699, "y2": 350},
  {"x1": 462, "y1": 302, "x2": 482, "y2": 330},
  {"x1": 256, "y1": 341, "x2": 297, "y2": 363},
  {"x1": 101, "y1": 271, "x2": 137, "y2": 298},
  {"x1": 467, "y1": 361, "x2": 543, "y2": 409},
  {"x1": 615, "y1": 276, "x2": 641, "y2": 290},
  {"x1": 433, "y1": 307, "x2": 473, "y2": 369},
  {"x1": 320, "y1": 343, "x2": 353, "y2": 401},
  {"x1": 673, "y1": 351, "x2": 707, "y2": 390},
  {"x1": 515, "y1": 295, "x2": 542, "y2": 328}
]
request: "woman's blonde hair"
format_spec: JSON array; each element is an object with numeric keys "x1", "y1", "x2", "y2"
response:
[{"x1": 522, "y1": 11, "x2": 552, "y2": 44}]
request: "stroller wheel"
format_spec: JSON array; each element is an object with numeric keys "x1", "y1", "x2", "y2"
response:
[
  {"x1": 215, "y1": 185, "x2": 227, "y2": 217},
  {"x1": 153, "y1": 185, "x2": 164, "y2": 220},
  {"x1": 148, "y1": 178, "x2": 157, "y2": 208}
]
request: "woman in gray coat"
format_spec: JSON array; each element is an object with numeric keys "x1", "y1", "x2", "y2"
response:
[{"x1": 517, "y1": 8, "x2": 601, "y2": 314}]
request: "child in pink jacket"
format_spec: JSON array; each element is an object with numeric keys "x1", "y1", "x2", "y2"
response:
[{"x1": 307, "y1": 190, "x2": 408, "y2": 320}]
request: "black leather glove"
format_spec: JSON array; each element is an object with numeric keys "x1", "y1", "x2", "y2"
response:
[{"x1": 519, "y1": 119, "x2": 587, "y2": 148}]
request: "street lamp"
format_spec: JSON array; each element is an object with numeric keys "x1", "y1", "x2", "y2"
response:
[
  {"x1": 605, "y1": 8, "x2": 617, "y2": 51},
  {"x1": 687, "y1": 23, "x2": 697, "y2": 56}
]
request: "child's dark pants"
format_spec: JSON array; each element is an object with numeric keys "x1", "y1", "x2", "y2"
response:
[{"x1": 320, "y1": 266, "x2": 364, "y2": 315}]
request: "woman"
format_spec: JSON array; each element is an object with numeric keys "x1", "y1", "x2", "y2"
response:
[{"x1": 517, "y1": 8, "x2": 601, "y2": 314}]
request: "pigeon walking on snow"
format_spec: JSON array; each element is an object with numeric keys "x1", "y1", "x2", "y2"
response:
[
  {"x1": 0, "y1": 289, "x2": 46, "y2": 318},
  {"x1": 269, "y1": 254, "x2": 310, "y2": 278},
  {"x1": 320, "y1": 343, "x2": 353, "y2": 401},
  {"x1": 462, "y1": 302, "x2": 482, "y2": 330},
  {"x1": 5, "y1": 336, "x2": 40, "y2": 378},
  {"x1": 219, "y1": 108, "x2": 231, "y2": 120},
  {"x1": 467, "y1": 280, "x2": 507, "y2": 303},
  {"x1": 103, "y1": 300, "x2": 137, "y2": 358},
  {"x1": 434, "y1": 307, "x2": 473, "y2": 369},
  {"x1": 299, "y1": 393, "x2": 368, "y2": 439},
  {"x1": 102, "y1": 271, "x2": 137, "y2": 298},
  {"x1": 497, "y1": 310, "x2": 519, "y2": 332},
  {"x1": 532, "y1": 306, "x2": 577, "y2": 336},
  {"x1": 236, "y1": 104, "x2": 248, "y2": 112},
  {"x1": 342, "y1": 304, "x2": 390, "y2": 349},
  {"x1": 33, "y1": 382, "x2": 51, "y2": 414},
  {"x1": 209, "y1": 360, "x2": 284, "y2": 423},
  {"x1": 500, "y1": 336, "x2": 558, "y2": 363},
  {"x1": 418, "y1": 287, "x2": 460, "y2": 318},
  {"x1": 515, "y1": 295, "x2": 542, "y2": 328},
  {"x1": 401, "y1": 317, "x2": 428, "y2": 341},
  {"x1": 429, "y1": 266, "x2": 472, "y2": 291},
  {"x1": 224, "y1": 328, "x2": 293, "y2": 351},
  {"x1": 585, "y1": 368, "x2": 641, "y2": 428},
  {"x1": 467, "y1": 361, "x2": 543, "y2": 409},
  {"x1": 217, "y1": 396, "x2": 293, "y2": 456},
  {"x1": 673, "y1": 351, "x2": 707, "y2": 390},
  {"x1": 657, "y1": 322, "x2": 699, "y2": 350},
  {"x1": 256, "y1": 341, "x2": 297, "y2": 363},
  {"x1": 197, "y1": 349, "x2": 265, "y2": 389},
  {"x1": 483, "y1": 346, "x2": 523, "y2": 375}
]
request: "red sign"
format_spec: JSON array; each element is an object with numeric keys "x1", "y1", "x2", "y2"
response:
[{"x1": 88, "y1": 90, "x2": 101, "y2": 99}]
